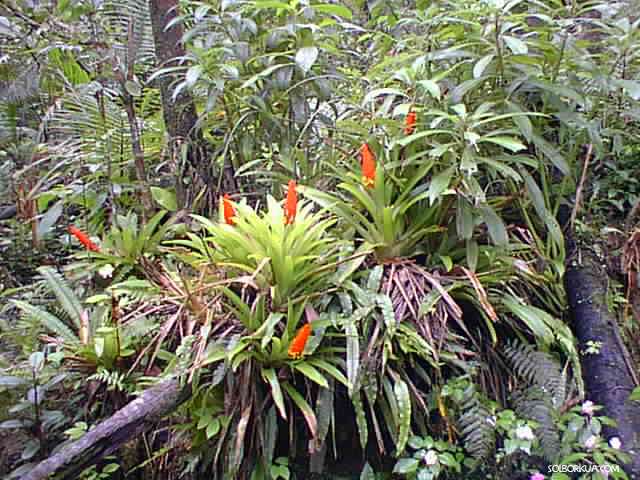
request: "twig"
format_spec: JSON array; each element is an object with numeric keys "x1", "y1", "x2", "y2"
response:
[{"x1": 570, "y1": 143, "x2": 593, "y2": 228}]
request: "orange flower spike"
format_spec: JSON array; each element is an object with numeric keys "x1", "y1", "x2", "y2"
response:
[
  {"x1": 222, "y1": 194, "x2": 236, "y2": 225},
  {"x1": 288, "y1": 323, "x2": 312, "y2": 359},
  {"x1": 68, "y1": 225, "x2": 100, "y2": 252},
  {"x1": 404, "y1": 110, "x2": 417, "y2": 135},
  {"x1": 360, "y1": 143, "x2": 376, "y2": 188},
  {"x1": 284, "y1": 180, "x2": 298, "y2": 225}
]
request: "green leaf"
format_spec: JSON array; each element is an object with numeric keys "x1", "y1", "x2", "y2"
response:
[
  {"x1": 394, "y1": 377, "x2": 411, "y2": 455},
  {"x1": 346, "y1": 319, "x2": 359, "y2": 396},
  {"x1": 263, "y1": 368, "x2": 287, "y2": 419},
  {"x1": 617, "y1": 79, "x2": 640, "y2": 100},
  {"x1": 295, "y1": 46, "x2": 319, "y2": 74},
  {"x1": 479, "y1": 204, "x2": 508, "y2": 246},
  {"x1": 630, "y1": 387, "x2": 640, "y2": 402},
  {"x1": 479, "y1": 136, "x2": 526, "y2": 152},
  {"x1": 503, "y1": 295, "x2": 553, "y2": 343},
  {"x1": 439, "y1": 452, "x2": 458, "y2": 467},
  {"x1": 312, "y1": 3, "x2": 352, "y2": 18},
  {"x1": 466, "y1": 239, "x2": 479, "y2": 272},
  {"x1": 0, "y1": 376, "x2": 27, "y2": 388},
  {"x1": 252, "y1": 0, "x2": 294, "y2": 10},
  {"x1": 417, "y1": 80, "x2": 441, "y2": 99},
  {"x1": 150, "y1": 187, "x2": 177, "y2": 211},
  {"x1": 185, "y1": 65, "x2": 203, "y2": 87},
  {"x1": 521, "y1": 169, "x2": 564, "y2": 253},
  {"x1": 360, "y1": 462, "x2": 376, "y2": 480},
  {"x1": 473, "y1": 54, "x2": 494, "y2": 79},
  {"x1": 362, "y1": 88, "x2": 407, "y2": 106},
  {"x1": 37, "y1": 202, "x2": 63, "y2": 238},
  {"x1": 308, "y1": 359, "x2": 349, "y2": 387},
  {"x1": 294, "y1": 363, "x2": 329, "y2": 388},
  {"x1": 352, "y1": 391, "x2": 368, "y2": 450},
  {"x1": 503, "y1": 36, "x2": 528, "y2": 54},
  {"x1": 393, "y1": 458, "x2": 419, "y2": 474},
  {"x1": 531, "y1": 134, "x2": 570, "y2": 176},
  {"x1": 206, "y1": 418, "x2": 221, "y2": 439},
  {"x1": 282, "y1": 382, "x2": 317, "y2": 437},
  {"x1": 124, "y1": 80, "x2": 142, "y2": 96},
  {"x1": 0, "y1": 420, "x2": 25, "y2": 429},
  {"x1": 427, "y1": 166, "x2": 455, "y2": 205}
]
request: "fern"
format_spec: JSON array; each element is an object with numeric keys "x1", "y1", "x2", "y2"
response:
[
  {"x1": 37, "y1": 267, "x2": 83, "y2": 330},
  {"x1": 88, "y1": 368, "x2": 130, "y2": 392},
  {"x1": 457, "y1": 382, "x2": 496, "y2": 461},
  {"x1": 12, "y1": 300, "x2": 79, "y2": 344},
  {"x1": 504, "y1": 341, "x2": 568, "y2": 461},
  {"x1": 503, "y1": 341, "x2": 567, "y2": 409},
  {"x1": 512, "y1": 387, "x2": 561, "y2": 461}
]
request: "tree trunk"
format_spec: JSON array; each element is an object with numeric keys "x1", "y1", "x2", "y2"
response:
[
  {"x1": 123, "y1": 91, "x2": 154, "y2": 218},
  {"x1": 148, "y1": 0, "x2": 216, "y2": 210},
  {"x1": 20, "y1": 379, "x2": 189, "y2": 480},
  {"x1": 565, "y1": 230, "x2": 640, "y2": 477}
]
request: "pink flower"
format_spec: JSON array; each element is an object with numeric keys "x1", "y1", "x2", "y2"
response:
[
  {"x1": 581, "y1": 400, "x2": 595, "y2": 416},
  {"x1": 609, "y1": 437, "x2": 622, "y2": 449},
  {"x1": 585, "y1": 435, "x2": 599, "y2": 450},
  {"x1": 530, "y1": 473, "x2": 545, "y2": 480}
]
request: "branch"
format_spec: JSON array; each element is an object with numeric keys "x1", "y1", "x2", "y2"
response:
[{"x1": 21, "y1": 378, "x2": 190, "y2": 480}]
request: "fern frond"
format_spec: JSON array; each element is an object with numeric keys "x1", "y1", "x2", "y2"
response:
[
  {"x1": 512, "y1": 387, "x2": 561, "y2": 461},
  {"x1": 504, "y1": 341, "x2": 567, "y2": 408},
  {"x1": 504, "y1": 341, "x2": 568, "y2": 462},
  {"x1": 457, "y1": 383, "x2": 495, "y2": 461},
  {"x1": 38, "y1": 267, "x2": 83, "y2": 330},
  {"x1": 12, "y1": 300, "x2": 79, "y2": 344}
]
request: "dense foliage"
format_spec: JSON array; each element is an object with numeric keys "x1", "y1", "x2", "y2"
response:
[{"x1": 1, "y1": 0, "x2": 639, "y2": 479}]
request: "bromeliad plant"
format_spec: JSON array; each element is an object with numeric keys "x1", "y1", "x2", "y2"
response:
[
  {"x1": 171, "y1": 184, "x2": 353, "y2": 477},
  {"x1": 179, "y1": 187, "x2": 342, "y2": 312},
  {"x1": 303, "y1": 143, "x2": 442, "y2": 261}
]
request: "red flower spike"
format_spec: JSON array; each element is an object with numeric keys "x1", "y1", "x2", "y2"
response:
[
  {"x1": 360, "y1": 143, "x2": 376, "y2": 188},
  {"x1": 222, "y1": 194, "x2": 236, "y2": 225},
  {"x1": 288, "y1": 323, "x2": 312, "y2": 359},
  {"x1": 284, "y1": 180, "x2": 298, "y2": 225},
  {"x1": 68, "y1": 225, "x2": 100, "y2": 252},
  {"x1": 404, "y1": 110, "x2": 417, "y2": 135}
]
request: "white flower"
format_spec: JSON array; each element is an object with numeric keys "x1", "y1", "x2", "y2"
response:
[
  {"x1": 581, "y1": 400, "x2": 595, "y2": 416},
  {"x1": 423, "y1": 450, "x2": 438, "y2": 467},
  {"x1": 609, "y1": 437, "x2": 622, "y2": 450},
  {"x1": 515, "y1": 425, "x2": 535, "y2": 441},
  {"x1": 585, "y1": 435, "x2": 599, "y2": 449}
]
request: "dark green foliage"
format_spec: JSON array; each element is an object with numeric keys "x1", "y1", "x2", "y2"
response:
[
  {"x1": 457, "y1": 382, "x2": 496, "y2": 462},
  {"x1": 504, "y1": 341, "x2": 568, "y2": 461}
]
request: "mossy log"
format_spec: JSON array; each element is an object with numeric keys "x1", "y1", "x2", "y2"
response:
[
  {"x1": 21, "y1": 378, "x2": 189, "y2": 480},
  {"x1": 565, "y1": 247, "x2": 640, "y2": 477}
]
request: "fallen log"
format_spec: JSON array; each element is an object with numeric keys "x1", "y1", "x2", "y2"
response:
[
  {"x1": 21, "y1": 378, "x2": 190, "y2": 480},
  {"x1": 565, "y1": 243, "x2": 640, "y2": 477}
]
